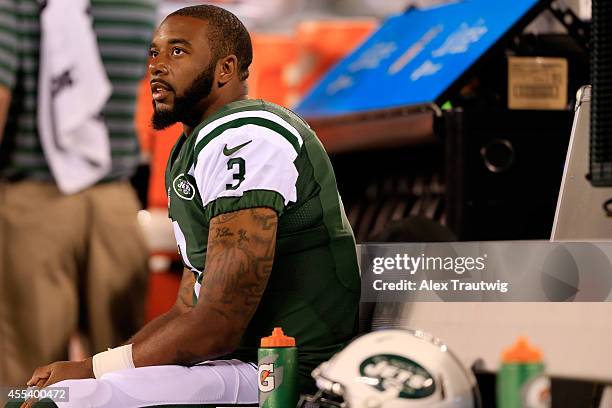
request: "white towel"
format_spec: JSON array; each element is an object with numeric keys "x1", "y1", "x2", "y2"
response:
[{"x1": 38, "y1": 0, "x2": 112, "y2": 194}]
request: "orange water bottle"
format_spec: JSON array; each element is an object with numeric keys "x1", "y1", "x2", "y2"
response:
[
  {"x1": 258, "y1": 327, "x2": 298, "y2": 408},
  {"x1": 497, "y1": 337, "x2": 546, "y2": 408}
]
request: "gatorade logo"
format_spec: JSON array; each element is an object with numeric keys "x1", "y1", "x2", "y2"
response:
[
  {"x1": 258, "y1": 363, "x2": 275, "y2": 393},
  {"x1": 359, "y1": 355, "x2": 436, "y2": 399}
]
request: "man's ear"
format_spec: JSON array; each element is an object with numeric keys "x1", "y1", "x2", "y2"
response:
[{"x1": 217, "y1": 55, "x2": 238, "y2": 87}]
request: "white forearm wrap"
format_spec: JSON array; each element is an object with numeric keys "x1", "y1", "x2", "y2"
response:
[{"x1": 92, "y1": 344, "x2": 135, "y2": 379}]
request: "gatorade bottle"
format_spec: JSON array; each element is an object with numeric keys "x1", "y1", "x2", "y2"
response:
[
  {"x1": 497, "y1": 337, "x2": 545, "y2": 408},
  {"x1": 258, "y1": 327, "x2": 298, "y2": 408}
]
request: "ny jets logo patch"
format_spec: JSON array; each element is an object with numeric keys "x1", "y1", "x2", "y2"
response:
[{"x1": 173, "y1": 173, "x2": 195, "y2": 200}]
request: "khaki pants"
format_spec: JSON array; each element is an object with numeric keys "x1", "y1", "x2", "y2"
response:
[{"x1": 0, "y1": 181, "x2": 148, "y2": 387}]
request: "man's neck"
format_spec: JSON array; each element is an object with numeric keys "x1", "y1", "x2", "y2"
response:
[{"x1": 183, "y1": 89, "x2": 248, "y2": 137}]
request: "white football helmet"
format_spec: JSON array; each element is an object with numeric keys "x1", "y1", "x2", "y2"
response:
[{"x1": 299, "y1": 329, "x2": 481, "y2": 408}]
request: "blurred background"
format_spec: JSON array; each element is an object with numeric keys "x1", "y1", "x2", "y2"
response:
[{"x1": 2, "y1": 0, "x2": 612, "y2": 407}]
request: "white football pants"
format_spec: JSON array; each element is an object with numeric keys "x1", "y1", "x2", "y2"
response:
[{"x1": 52, "y1": 360, "x2": 258, "y2": 407}]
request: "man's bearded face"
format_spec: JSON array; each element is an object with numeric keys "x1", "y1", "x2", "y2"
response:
[{"x1": 151, "y1": 60, "x2": 215, "y2": 130}]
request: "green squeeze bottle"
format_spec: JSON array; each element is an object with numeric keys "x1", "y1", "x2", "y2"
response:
[
  {"x1": 497, "y1": 337, "x2": 545, "y2": 408},
  {"x1": 258, "y1": 327, "x2": 298, "y2": 408}
]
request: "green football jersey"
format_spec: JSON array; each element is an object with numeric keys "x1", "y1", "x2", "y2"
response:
[{"x1": 165, "y1": 99, "x2": 360, "y2": 392}]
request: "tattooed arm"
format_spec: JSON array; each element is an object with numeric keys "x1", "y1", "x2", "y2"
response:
[{"x1": 131, "y1": 207, "x2": 278, "y2": 366}]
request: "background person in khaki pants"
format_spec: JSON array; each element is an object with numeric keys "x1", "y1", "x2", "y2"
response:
[{"x1": 0, "y1": 0, "x2": 157, "y2": 389}]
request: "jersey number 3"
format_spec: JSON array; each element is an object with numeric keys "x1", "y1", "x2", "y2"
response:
[{"x1": 226, "y1": 157, "x2": 245, "y2": 190}]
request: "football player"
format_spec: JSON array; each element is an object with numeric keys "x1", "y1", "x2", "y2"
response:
[{"x1": 24, "y1": 5, "x2": 360, "y2": 407}]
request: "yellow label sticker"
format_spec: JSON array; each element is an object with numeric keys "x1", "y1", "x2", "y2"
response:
[{"x1": 508, "y1": 56, "x2": 568, "y2": 110}]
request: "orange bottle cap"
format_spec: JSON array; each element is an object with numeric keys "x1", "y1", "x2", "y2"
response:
[
  {"x1": 260, "y1": 327, "x2": 296, "y2": 348},
  {"x1": 502, "y1": 337, "x2": 543, "y2": 363}
]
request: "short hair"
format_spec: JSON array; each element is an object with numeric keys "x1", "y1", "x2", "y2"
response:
[{"x1": 169, "y1": 5, "x2": 253, "y2": 81}]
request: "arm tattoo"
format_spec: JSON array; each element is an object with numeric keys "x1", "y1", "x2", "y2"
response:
[
  {"x1": 198, "y1": 208, "x2": 278, "y2": 329},
  {"x1": 214, "y1": 227, "x2": 234, "y2": 238},
  {"x1": 171, "y1": 208, "x2": 278, "y2": 363},
  {"x1": 250, "y1": 208, "x2": 277, "y2": 230},
  {"x1": 238, "y1": 229, "x2": 249, "y2": 244}
]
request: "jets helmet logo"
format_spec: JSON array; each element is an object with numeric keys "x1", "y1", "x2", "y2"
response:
[
  {"x1": 359, "y1": 354, "x2": 436, "y2": 399},
  {"x1": 172, "y1": 173, "x2": 196, "y2": 200}
]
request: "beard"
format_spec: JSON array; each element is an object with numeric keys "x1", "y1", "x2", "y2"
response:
[{"x1": 151, "y1": 62, "x2": 215, "y2": 130}]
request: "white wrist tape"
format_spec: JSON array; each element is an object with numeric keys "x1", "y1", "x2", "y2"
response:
[{"x1": 92, "y1": 344, "x2": 135, "y2": 379}]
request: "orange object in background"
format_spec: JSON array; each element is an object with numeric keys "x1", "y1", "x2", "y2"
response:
[
  {"x1": 148, "y1": 123, "x2": 183, "y2": 208},
  {"x1": 250, "y1": 20, "x2": 377, "y2": 109},
  {"x1": 135, "y1": 77, "x2": 153, "y2": 156},
  {"x1": 250, "y1": 34, "x2": 298, "y2": 106},
  {"x1": 285, "y1": 20, "x2": 377, "y2": 106},
  {"x1": 502, "y1": 337, "x2": 544, "y2": 364}
]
